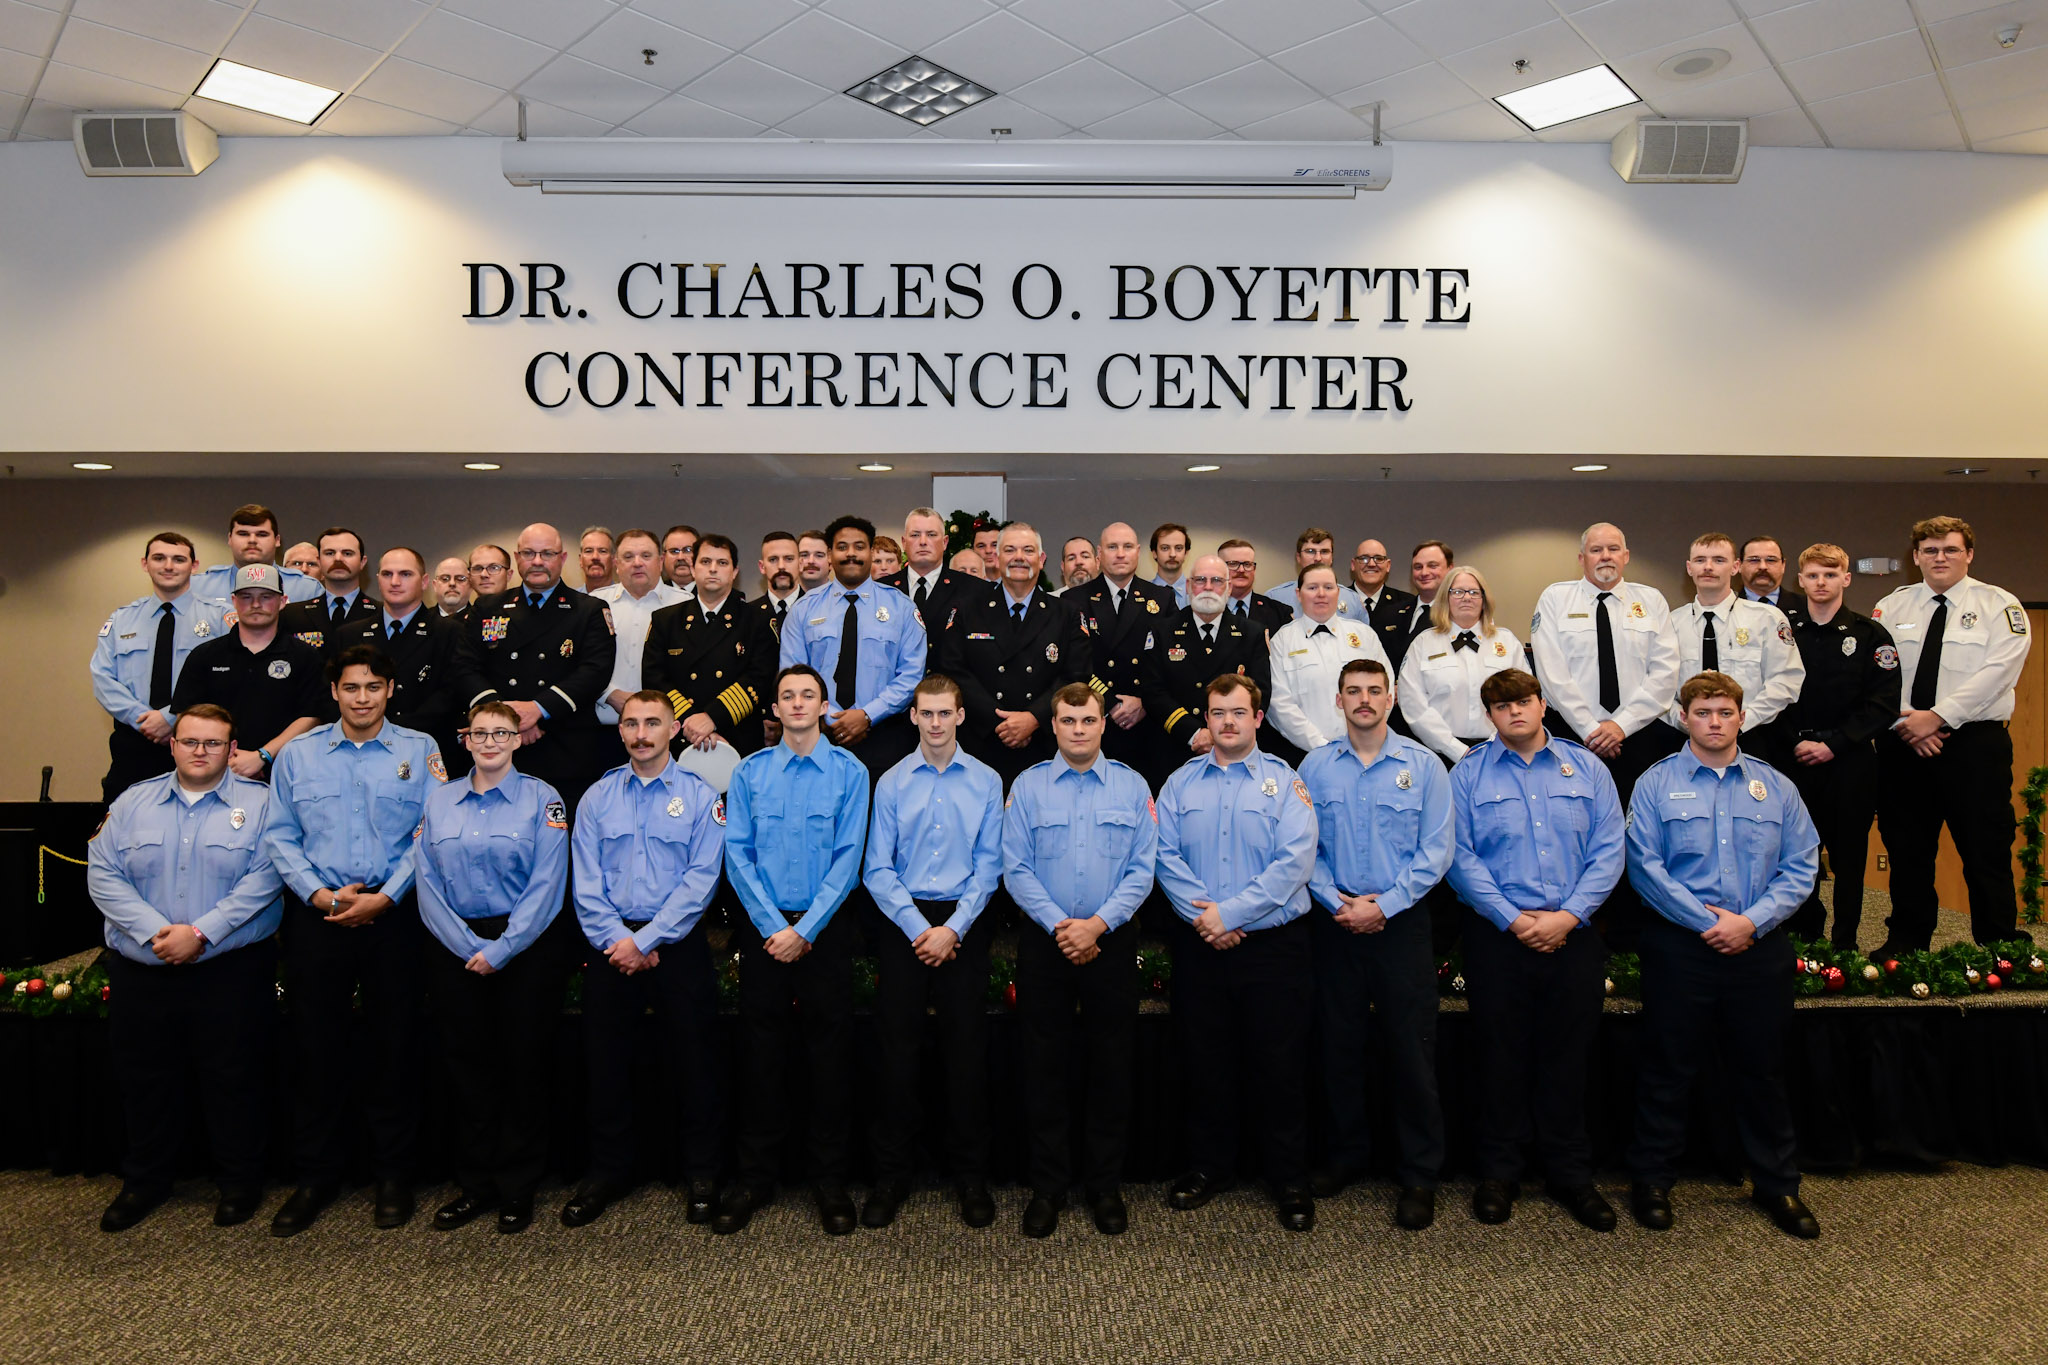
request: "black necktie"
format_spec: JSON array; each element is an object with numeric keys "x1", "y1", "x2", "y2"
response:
[
  {"x1": 1595, "y1": 591, "x2": 1621, "y2": 713},
  {"x1": 1453, "y1": 630, "x2": 1477, "y2": 653},
  {"x1": 1911, "y1": 594, "x2": 1947, "y2": 711},
  {"x1": 528, "y1": 591, "x2": 543, "y2": 611},
  {"x1": 913, "y1": 577, "x2": 929, "y2": 611},
  {"x1": 1011, "y1": 602, "x2": 1026, "y2": 627},
  {"x1": 1700, "y1": 611, "x2": 1719, "y2": 671},
  {"x1": 387, "y1": 617, "x2": 402, "y2": 643},
  {"x1": 330, "y1": 596, "x2": 346, "y2": 624},
  {"x1": 1311, "y1": 624, "x2": 1331, "y2": 638},
  {"x1": 1201, "y1": 623, "x2": 1215, "y2": 646},
  {"x1": 1233, "y1": 600, "x2": 1247, "y2": 618},
  {"x1": 836, "y1": 593, "x2": 860, "y2": 709},
  {"x1": 1111, "y1": 589, "x2": 1123, "y2": 616},
  {"x1": 774, "y1": 599, "x2": 788, "y2": 624},
  {"x1": 148, "y1": 602, "x2": 176, "y2": 708}
]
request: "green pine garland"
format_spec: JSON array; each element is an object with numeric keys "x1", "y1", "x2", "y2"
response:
[{"x1": 2018, "y1": 766, "x2": 2047, "y2": 926}]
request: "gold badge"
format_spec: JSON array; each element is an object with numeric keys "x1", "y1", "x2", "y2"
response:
[
  {"x1": 560, "y1": 638, "x2": 574, "y2": 657},
  {"x1": 1494, "y1": 640, "x2": 1508, "y2": 657},
  {"x1": 1734, "y1": 627, "x2": 1751, "y2": 647},
  {"x1": 876, "y1": 606, "x2": 890, "y2": 623},
  {"x1": 666, "y1": 796, "x2": 684, "y2": 817},
  {"x1": 1261, "y1": 777, "x2": 1278, "y2": 796},
  {"x1": 229, "y1": 807, "x2": 246, "y2": 830},
  {"x1": 734, "y1": 640, "x2": 745, "y2": 655},
  {"x1": 1559, "y1": 762, "x2": 1575, "y2": 777},
  {"x1": 396, "y1": 761, "x2": 411, "y2": 780},
  {"x1": 1629, "y1": 601, "x2": 1646, "y2": 619},
  {"x1": 1146, "y1": 599, "x2": 1160, "y2": 614},
  {"x1": 1749, "y1": 778, "x2": 1767, "y2": 802},
  {"x1": 1396, "y1": 770, "x2": 1412, "y2": 790},
  {"x1": 1346, "y1": 631, "x2": 1361, "y2": 648}
]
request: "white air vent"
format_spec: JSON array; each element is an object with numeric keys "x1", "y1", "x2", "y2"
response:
[
  {"x1": 1610, "y1": 118, "x2": 1746, "y2": 184},
  {"x1": 73, "y1": 110, "x2": 218, "y2": 177}
]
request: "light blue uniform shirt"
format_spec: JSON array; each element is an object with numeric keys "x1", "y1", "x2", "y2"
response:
[
  {"x1": 1001, "y1": 755, "x2": 1157, "y2": 935},
  {"x1": 1298, "y1": 733, "x2": 1453, "y2": 919},
  {"x1": 571, "y1": 759, "x2": 723, "y2": 954},
  {"x1": 90, "y1": 591, "x2": 233, "y2": 727},
  {"x1": 1155, "y1": 748, "x2": 1318, "y2": 933},
  {"x1": 725, "y1": 737, "x2": 870, "y2": 942},
  {"x1": 1152, "y1": 573, "x2": 1189, "y2": 608},
  {"x1": 415, "y1": 770, "x2": 568, "y2": 969},
  {"x1": 1264, "y1": 580, "x2": 1367, "y2": 620},
  {"x1": 262, "y1": 721, "x2": 444, "y2": 904},
  {"x1": 1626, "y1": 749, "x2": 1821, "y2": 938},
  {"x1": 87, "y1": 772, "x2": 283, "y2": 964},
  {"x1": 191, "y1": 563, "x2": 321, "y2": 603},
  {"x1": 1447, "y1": 734, "x2": 1624, "y2": 932},
  {"x1": 777, "y1": 576, "x2": 926, "y2": 723},
  {"x1": 864, "y1": 747, "x2": 1003, "y2": 942}
]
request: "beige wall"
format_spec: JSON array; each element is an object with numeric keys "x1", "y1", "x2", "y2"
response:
[{"x1": 8, "y1": 473, "x2": 2046, "y2": 802}]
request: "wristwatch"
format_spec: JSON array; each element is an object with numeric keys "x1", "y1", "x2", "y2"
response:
[{"x1": 257, "y1": 747, "x2": 275, "y2": 765}]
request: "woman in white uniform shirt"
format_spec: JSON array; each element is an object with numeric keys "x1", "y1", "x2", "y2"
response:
[{"x1": 1398, "y1": 566, "x2": 1523, "y2": 764}]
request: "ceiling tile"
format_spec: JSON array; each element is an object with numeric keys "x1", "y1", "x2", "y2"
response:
[
  {"x1": 1809, "y1": 71, "x2": 1957, "y2": 143},
  {"x1": 1332, "y1": 61, "x2": 1483, "y2": 123},
  {"x1": 1378, "y1": 0, "x2": 1558, "y2": 56},
  {"x1": 0, "y1": 88, "x2": 23, "y2": 126},
  {"x1": 221, "y1": 14, "x2": 385, "y2": 91},
  {"x1": 1097, "y1": 16, "x2": 1255, "y2": 92},
  {"x1": 1743, "y1": 105, "x2": 1824, "y2": 143},
  {"x1": 32, "y1": 60, "x2": 182, "y2": 109},
  {"x1": 814, "y1": 0, "x2": 998, "y2": 55},
  {"x1": 21, "y1": 96, "x2": 82, "y2": 138},
  {"x1": 678, "y1": 54, "x2": 831, "y2": 125},
  {"x1": 394, "y1": 10, "x2": 553, "y2": 89},
  {"x1": 1269, "y1": 18, "x2": 1429, "y2": 98},
  {"x1": 1008, "y1": 56, "x2": 1153, "y2": 124},
  {"x1": 318, "y1": 94, "x2": 456, "y2": 135},
  {"x1": 0, "y1": 43, "x2": 39, "y2": 93},
  {"x1": 1235, "y1": 98, "x2": 1375, "y2": 138},
  {"x1": 922, "y1": 12, "x2": 1083, "y2": 92},
  {"x1": 1748, "y1": 0, "x2": 1915, "y2": 64},
  {"x1": 1652, "y1": 64, "x2": 1797, "y2": 117},
  {"x1": 71, "y1": 0, "x2": 243, "y2": 55},
  {"x1": 1569, "y1": 0, "x2": 1741, "y2": 60},
  {"x1": 1975, "y1": 125, "x2": 2048, "y2": 152},
  {"x1": 745, "y1": 10, "x2": 905, "y2": 91},
  {"x1": 1915, "y1": 0, "x2": 2033, "y2": 20},
  {"x1": 1942, "y1": 38, "x2": 2048, "y2": 107},
  {"x1": 924, "y1": 91, "x2": 1071, "y2": 137},
  {"x1": 0, "y1": 0, "x2": 62, "y2": 57},
  {"x1": 52, "y1": 19, "x2": 212, "y2": 93},
  {"x1": 352, "y1": 55, "x2": 501, "y2": 125},
  {"x1": 1170, "y1": 58, "x2": 1318, "y2": 125},
  {"x1": 469, "y1": 94, "x2": 609, "y2": 137},
  {"x1": 254, "y1": 0, "x2": 428, "y2": 53},
  {"x1": 776, "y1": 93, "x2": 928, "y2": 136},
  {"x1": 569, "y1": 9, "x2": 728, "y2": 87},
  {"x1": 517, "y1": 54, "x2": 670, "y2": 125},
  {"x1": 1609, "y1": 21, "x2": 1772, "y2": 106},
  {"x1": 1928, "y1": 2, "x2": 2048, "y2": 68},
  {"x1": 1731, "y1": 0, "x2": 1805, "y2": 15},
  {"x1": 1080, "y1": 94, "x2": 1223, "y2": 137},
  {"x1": 1781, "y1": 29, "x2": 1932, "y2": 103},
  {"x1": 1385, "y1": 98, "x2": 1529, "y2": 139},
  {"x1": 621, "y1": 89, "x2": 765, "y2": 136},
  {"x1": 185, "y1": 92, "x2": 320, "y2": 134},
  {"x1": 1439, "y1": 20, "x2": 1603, "y2": 98},
  {"x1": 1197, "y1": 0, "x2": 1374, "y2": 55},
  {"x1": 630, "y1": 0, "x2": 805, "y2": 53},
  {"x1": 441, "y1": 0, "x2": 619, "y2": 51},
  {"x1": 1007, "y1": 0, "x2": 1184, "y2": 53},
  {"x1": 1958, "y1": 85, "x2": 2048, "y2": 140}
]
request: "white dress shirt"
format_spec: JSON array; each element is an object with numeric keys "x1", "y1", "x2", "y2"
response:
[
  {"x1": 1872, "y1": 575, "x2": 2030, "y2": 726},
  {"x1": 1665, "y1": 595, "x2": 1805, "y2": 730},
  {"x1": 1529, "y1": 577, "x2": 1681, "y2": 739},
  {"x1": 592, "y1": 580, "x2": 688, "y2": 723},
  {"x1": 1398, "y1": 623, "x2": 1523, "y2": 762},
  {"x1": 1266, "y1": 612, "x2": 1393, "y2": 751}
]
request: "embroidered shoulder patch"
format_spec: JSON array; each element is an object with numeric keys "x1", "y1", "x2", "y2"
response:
[
  {"x1": 545, "y1": 799, "x2": 568, "y2": 830},
  {"x1": 712, "y1": 797, "x2": 726, "y2": 826},
  {"x1": 2008, "y1": 605, "x2": 2029, "y2": 636},
  {"x1": 1293, "y1": 778, "x2": 1311, "y2": 807},
  {"x1": 97, "y1": 618, "x2": 111, "y2": 638},
  {"x1": 1874, "y1": 645, "x2": 1899, "y2": 671},
  {"x1": 428, "y1": 752, "x2": 447, "y2": 782}
]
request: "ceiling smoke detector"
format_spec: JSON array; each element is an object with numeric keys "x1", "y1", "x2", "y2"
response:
[{"x1": 1657, "y1": 48, "x2": 1732, "y2": 80}]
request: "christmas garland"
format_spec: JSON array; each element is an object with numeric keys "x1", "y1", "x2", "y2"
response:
[{"x1": 2018, "y1": 766, "x2": 2047, "y2": 926}]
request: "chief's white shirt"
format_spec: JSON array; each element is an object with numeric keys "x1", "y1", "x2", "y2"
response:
[
  {"x1": 1529, "y1": 577, "x2": 1681, "y2": 739},
  {"x1": 592, "y1": 580, "x2": 688, "y2": 723},
  {"x1": 1872, "y1": 575, "x2": 2030, "y2": 726},
  {"x1": 1266, "y1": 612, "x2": 1392, "y2": 751},
  {"x1": 1665, "y1": 596, "x2": 1804, "y2": 730},
  {"x1": 1398, "y1": 624, "x2": 1523, "y2": 762}
]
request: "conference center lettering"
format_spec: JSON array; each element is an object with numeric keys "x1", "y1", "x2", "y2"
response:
[{"x1": 464, "y1": 260, "x2": 1469, "y2": 415}]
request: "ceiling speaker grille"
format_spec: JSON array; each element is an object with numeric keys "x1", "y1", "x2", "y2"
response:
[
  {"x1": 1611, "y1": 118, "x2": 1747, "y2": 184},
  {"x1": 73, "y1": 110, "x2": 218, "y2": 177}
]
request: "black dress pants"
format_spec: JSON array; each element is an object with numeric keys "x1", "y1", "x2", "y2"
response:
[
  {"x1": 734, "y1": 912, "x2": 855, "y2": 1189},
  {"x1": 108, "y1": 942, "x2": 275, "y2": 1196},
  {"x1": 1627, "y1": 917, "x2": 1800, "y2": 1197},
  {"x1": 870, "y1": 899, "x2": 994, "y2": 1186},
  {"x1": 1312, "y1": 904, "x2": 1445, "y2": 1189},
  {"x1": 1017, "y1": 919, "x2": 1138, "y2": 1202},
  {"x1": 281, "y1": 892, "x2": 424, "y2": 1185},
  {"x1": 1877, "y1": 722, "x2": 2020, "y2": 947},
  {"x1": 1784, "y1": 740, "x2": 1877, "y2": 946},
  {"x1": 1173, "y1": 915, "x2": 1313, "y2": 1191},
  {"x1": 580, "y1": 919, "x2": 722, "y2": 1187},
  {"x1": 1461, "y1": 909, "x2": 1606, "y2": 1187}
]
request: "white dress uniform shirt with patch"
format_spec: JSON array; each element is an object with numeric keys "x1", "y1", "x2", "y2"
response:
[
  {"x1": 1265, "y1": 612, "x2": 1392, "y2": 752},
  {"x1": 1664, "y1": 596, "x2": 1805, "y2": 730},
  {"x1": 1397, "y1": 624, "x2": 1523, "y2": 762},
  {"x1": 591, "y1": 580, "x2": 688, "y2": 723},
  {"x1": 1872, "y1": 575, "x2": 2030, "y2": 726},
  {"x1": 1529, "y1": 578, "x2": 1682, "y2": 740}
]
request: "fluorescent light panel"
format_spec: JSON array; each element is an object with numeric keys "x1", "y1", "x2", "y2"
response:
[
  {"x1": 846, "y1": 57, "x2": 992, "y2": 127},
  {"x1": 1495, "y1": 64, "x2": 1640, "y2": 132},
  {"x1": 194, "y1": 59, "x2": 341, "y2": 125}
]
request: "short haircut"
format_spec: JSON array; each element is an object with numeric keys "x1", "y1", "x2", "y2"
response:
[
  {"x1": 1480, "y1": 668, "x2": 1541, "y2": 709},
  {"x1": 317, "y1": 526, "x2": 364, "y2": 555},
  {"x1": 1217, "y1": 538, "x2": 1255, "y2": 557},
  {"x1": 1296, "y1": 563, "x2": 1339, "y2": 590},
  {"x1": 468, "y1": 699, "x2": 519, "y2": 728},
  {"x1": 871, "y1": 534, "x2": 902, "y2": 558},
  {"x1": 1338, "y1": 658, "x2": 1389, "y2": 688},
  {"x1": 775, "y1": 663, "x2": 828, "y2": 697},
  {"x1": 471, "y1": 543, "x2": 511, "y2": 568},
  {"x1": 1678, "y1": 670, "x2": 1745, "y2": 711},
  {"x1": 382, "y1": 546, "x2": 426, "y2": 573},
  {"x1": 1062, "y1": 535, "x2": 1095, "y2": 554},
  {"x1": 1294, "y1": 527, "x2": 1334, "y2": 555},
  {"x1": 762, "y1": 530, "x2": 798, "y2": 549},
  {"x1": 1689, "y1": 531, "x2": 1737, "y2": 554},
  {"x1": 619, "y1": 688, "x2": 673, "y2": 716},
  {"x1": 1410, "y1": 539, "x2": 1454, "y2": 565},
  {"x1": 173, "y1": 702, "x2": 235, "y2": 739},
  {"x1": 798, "y1": 528, "x2": 828, "y2": 548},
  {"x1": 1911, "y1": 515, "x2": 1973, "y2": 551},
  {"x1": 327, "y1": 643, "x2": 396, "y2": 685},
  {"x1": 1052, "y1": 681, "x2": 1104, "y2": 715},
  {"x1": 1204, "y1": 672, "x2": 1263, "y2": 711},
  {"x1": 998, "y1": 521, "x2": 1041, "y2": 550},
  {"x1": 913, "y1": 673, "x2": 965, "y2": 708},
  {"x1": 615, "y1": 527, "x2": 661, "y2": 552},
  {"x1": 662, "y1": 524, "x2": 699, "y2": 546},
  {"x1": 1739, "y1": 536, "x2": 1784, "y2": 560},
  {"x1": 579, "y1": 525, "x2": 615, "y2": 548},
  {"x1": 695, "y1": 532, "x2": 738, "y2": 564},
  {"x1": 825, "y1": 514, "x2": 875, "y2": 546},
  {"x1": 1149, "y1": 522, "x2": 1190, "y2": 553},
  {"x1": 904, "y1": 506, "x2": 942, "y2": 526},
  {"x1": 228, "y1": 503, "x2": 278, "y2": 534},
  {"x1": 144, "y1": 530, "x2": 195, "y2": 557},
  {"x1": 1797, "y1": 542, "x2": 1849, "y2": 572},
  {"x1": 1578, "y1": 523, "x2": 1622, "y2": 554}
]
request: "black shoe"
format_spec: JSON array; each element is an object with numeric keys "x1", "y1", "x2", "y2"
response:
[
  {"x1": 816, "y1": 1184, "x2": 857, "y2": 1236},
  {"x1": 1395, "y1": 1187, "x2": 1435, "y2": 1231},
  {"x1": 560, "y1": 1178, "x2": 624, "y2": 1228},
  {"x1": 214, "y1": 1188, "x2": 262, "y2": 1228},
  {"x1": 1275, "y1": 1186, "x2": 1315, "y2": 1232},
  {"x1": 1868, "y1": 942, "x2": 1914, "y2": 963},
  {"x1": 1310, "y1": 1166, "x2": 1360, "y2": 1199},
  {"x1": 685, "y1": 1179, "x2": 717, "y2": 1226},
  {"x1": 1630, "y1": 1183, "x2": 1674, "y2": 1231},
  {"x1": 958, "y1": 1183, "x2": 996, "y2": 1229},
  {"x1": 372, "y1": 1179, "x2": 414, "y2": 1230},
  {"x1": 99, "y1": 1185, "x2": 166, "y2": 1233},
  {"x1": 711, "y1": 1184, "x2": 765, "y2": 1236},
  {"x1": 1168, "y1": 1170, "x2": 1228, "y2": 1211},
  {"x1": 432, "y1": 1193, "x2": 494, "y2": 1231},
  {"x1": 1021, "y1": 1194, "x2": 1060, "y2": 1239},
  {"x1": 1471, "y1": 1179, "x2": 1517, "y2": 1225},
  {"x1": 496, "y1": 1196, "x2": 533, "y2": 1234},
  {"x1": 1551, "y1": 1184, "x2": 1617, "y2": 1232},
  {"x1": 269, "y1": 1183, "x2": 337, "y2": 1238},
  {"x1": 1089, "y1": 1190, "x2": 1128, "y2": 1236},
  {"x1": 1753, "y1": 1191, "x2": 1820, "y2": 1240},
  {"x1": 861, "y1": 1180, "x2": 907, "y2": 1229}
]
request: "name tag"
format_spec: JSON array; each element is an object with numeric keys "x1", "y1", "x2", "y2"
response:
[
  {"x1": 1427, "y1": 652, "x2": 1447, "y2": 661},
  {"x1": 1287, "y1": 649, "x2": 1309, "y2": 657},
  {"x1": 808, "y1": 616, "x2": 827, "y2": 626},
  {"x1": 119, "y1": 632, "x2": 137, "y2": 640},
  {"x1": 968, "y1": 632, "x2": 994, "y2": 641},
  {"x1": 1668, "y1": 791, "x2": 1697, "y2": 799},
  {"x1": 1567, "y1": 612, "x2": 1589, "y2": 619}
]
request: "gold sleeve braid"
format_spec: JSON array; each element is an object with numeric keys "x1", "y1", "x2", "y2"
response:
[{"x1": 667, "y1": 689, "x2": 693, "y2": 719}]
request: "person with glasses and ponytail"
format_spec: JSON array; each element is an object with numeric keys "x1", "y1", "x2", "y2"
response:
[{"x1": 1398, "y1": 566, "x2": 1524, "y2": 765}]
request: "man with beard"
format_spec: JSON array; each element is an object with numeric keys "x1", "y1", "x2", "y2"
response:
[
  {"x1": 433, "y1": 558, "x2": 471, "y2": 619},
  {"x1": 1739, "y1": 536, "x2": 1807, "y2": 625},
  {"x1": 660, "y1": 526, "x2": 699, "y2": 594},
  {"x1": 1058, "y1": 536, "x2": 1099, "y2": 593},
  {"x1": 276, "y1": 528, "x2": 378, "y2": 658},
  {"x1": 1140, "y1": 554, "x2": 1270, "y2": 789}
]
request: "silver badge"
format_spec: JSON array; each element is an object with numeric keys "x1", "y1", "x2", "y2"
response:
[
  {"x1": 666, "y1": 796, "x2": 684, "y2": 817},
  {"x1": 1558, "y1": 761, "x2": 1575, "y2": 777},
  {"x1": 229, "y1": 807, "x2": 246, "y2": 830},
  {"x1": 1749, "y1": 778, "x2": 1768, "y2": 802},
  {"x1": 1841, "y1": 636, "x2": 1857, "y2": 656},
  {"x1": 396, "y1": 761, "x2": 411, "y2": 780},
  {"x1": 1960, "y1": 611, "x2": 1979, "y2": 629},
  {"x1": 1261, "y1": 777, "x2": 1278, "y2": 797},
  {"x1": 875, "y1": 606, "x2": 890, "y2": 623},
  {"x1": 194, "y1": 620, "x2": 212, "y2": 637},
  {"x1": 1396, "y1": 769, "x2": 1413, "y2": 790},
  {"x1": 267, "y1": 659, "x2": 291, "y2": 679}
]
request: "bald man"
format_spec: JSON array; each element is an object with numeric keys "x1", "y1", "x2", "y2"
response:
[
  {"x1": 451, "y1": 522, "x2": 618, "y2": 812},
  {"x1": 1067, "y1": 522, "x2": 1176, "y2": 773}
]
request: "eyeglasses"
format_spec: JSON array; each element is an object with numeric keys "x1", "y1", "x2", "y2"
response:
[
  {"x1": 468, "y1": 563, "x2": 505, "y2": 574},
  {"x1": 173, "y1": 738, "x2": 230, "y2": 753},
  {"x1": 461, "y1": 728, "x2": 518, "y2": 745},
  {"x1": 1188, "y1": 575, "x2": 1229, "y2": 587},
  {"x1": 1919, "y1": 546, "x2": 1967, "y2": 558},
  {"x1": 1353, "y1": 554, "x2": 1389, "y2": 565},
  {"x1": 514, "y1": 549, "x2": 562, "y2": 561},
  {"x1": 1446, "y1": 588, "x2": 1484, "y2": 600},
  {"x1": 1222, "y1": 560, "x2": 1256, "y2": 571}
]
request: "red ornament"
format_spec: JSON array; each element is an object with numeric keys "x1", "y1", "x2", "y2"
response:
[
  {"x1": 1883, "y1": 959, "x2": 1899, "y2": 974},
  {"x1": 1821, "y1": 966, "x2": 1845, "y2": 993},
  {"x1": 25, "y1": 978, "x2": 45, "y2": 995},
  {"x1": 1003, "y1": 983, "x2": 1018, "y2": 1011},
  {"x1": 1149, "y1": 976, "x2": 1165, "y2": 994},
  {"x1": 1996, "y1": 958, "x2": 2014, "y2": 975},
  {"x1": 1987, "y1": 973, "x2": 2004, "y2": 991},
  {"x1": 100, "y1": 985, "x2": 111, "y2": 1002}
]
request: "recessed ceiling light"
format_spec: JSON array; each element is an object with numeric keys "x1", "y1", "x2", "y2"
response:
[
  {"x1": 1945, "y1": 466, "x2": 1987, "y2": 475},
  {"x1": 1496, "y1": 64, "x2": 1642, "y2": 132},
  {"x1": 1571, "y1": 463, "x2": 1609, "y2": 472},
  {"x1": 72, "y1": 461, "x2": 114, "y2": 471},
  {"x1": 858, "y1": 461, "x2": 894, "y2": 472},
  {"x1": 194, "y1": 58, "x2": 341, "y2": 125},
  {"x1": 846, "y1": 57, "x2": 993, "y2": 127},
  {"x1": 1186, "y1": 463, "x2": 1221, "y2": 473},
  {"x1": 463, "y1": 461, "x2": 501, "y2": 471},
  {"x1": 1657, "y1": 48, "x2": 1732, "y2": 81}
]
